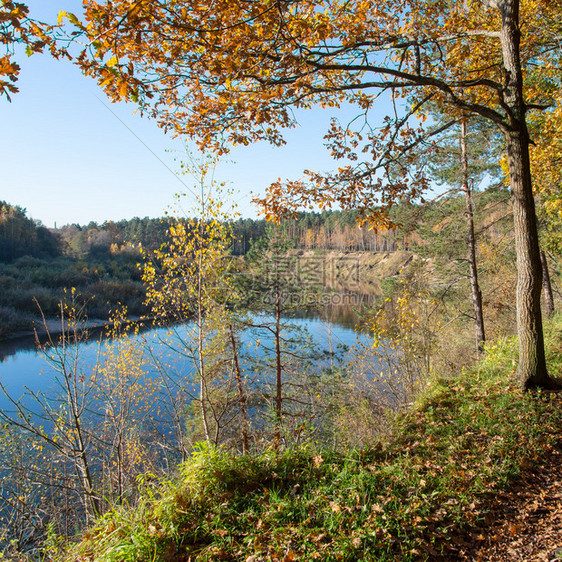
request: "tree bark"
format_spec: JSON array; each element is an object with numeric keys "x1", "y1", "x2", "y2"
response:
[
  {"x1": 504, "y1": 130, "x2": 552, "y2": 389},
  {"x1": 274, "y1": 284, "x2": 283, "y2": 449},
  {"x1": 499, "y1": 0, "x2": 557, "y2": 389},
  {"x1": 540, "y1": 250, "x2": 555, "y2": 318},
  {"x1": 229, "y1": 323, "x2": 249, "y2": 453},
  {"x1": 197, "y1": 224, "x2": 211, "y2": 442},
  {"x1": 461, "y1": 118, "x2": 486, "y2": 353}
]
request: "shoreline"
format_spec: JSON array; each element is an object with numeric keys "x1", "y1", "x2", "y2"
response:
[
  {"x1": 2, "y1": 316, "x2": 146, "y2": 344},
  {"x1": 0, "y1": 316, "x2": 148, "y2": 362}
]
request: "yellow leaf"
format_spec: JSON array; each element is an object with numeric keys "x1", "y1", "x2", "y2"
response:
[{"x1": 118, "y1": 81, "x2": 128, "y2": 98}]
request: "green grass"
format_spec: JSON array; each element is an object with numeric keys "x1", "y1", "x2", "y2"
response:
[{"x1": 63, "y1": 315, "x2": 562, "y2": 561}]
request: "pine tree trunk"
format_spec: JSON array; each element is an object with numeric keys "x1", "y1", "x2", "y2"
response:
[
  {"x1": 229, "y1": 323, "x2": 249, "y2": 453},
  {"x1": 461, "y1": 119, "x2": 486, "y2": 353},
  {"x1": 274, "y1": 285, "x2": 283, "y2": 450},
  {"x1": 500, "y1": 0, "x2": 557, "y2": 389}
]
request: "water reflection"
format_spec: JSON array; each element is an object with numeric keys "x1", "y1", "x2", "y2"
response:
[
  {"x1": 0, "y1": 305, "x2": 375, "y2": 413},
  {"x1": 0, "y1": 336, "x2": 38, "y2": 362},
  {"x1": 291, "y1": 294, "x2": 375, "y2": 329},
  {"x1": 0, "y1": 293, "x2": 377, "y2": 362}
]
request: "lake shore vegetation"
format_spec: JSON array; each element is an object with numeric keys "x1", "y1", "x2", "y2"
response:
[
  {"x1": 59, "y1": 314, "x2": 562, "y2": 562},
  {"x1": 0, "y1": 188, "x2": 559, "y2": 558}
]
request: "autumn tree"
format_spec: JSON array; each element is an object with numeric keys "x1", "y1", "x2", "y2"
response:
[
  {"x1": 363, "y1": 265, "x2": 443, "y2": 407},
  {"x1": 95, "y1": 307, "x2": 159, "y2": 503},
  {"x1": 0, "y1": 201, "x2": 61, "y2": 261},
  {"x1": 71, "y1": 0, "x2": 561, "y2": 389},
  {"x1": 0, "y1": 0, "x2": 49, "y2": 99},
  {"x1": 0, "y1": 293, "x2": 101, "y2": 522},
  {"x1": 407, "y1": 112, "x2": 503, "y2": 352},
  {"x1": 142, "y1": 160, "x2": 248, "y2": 448}
]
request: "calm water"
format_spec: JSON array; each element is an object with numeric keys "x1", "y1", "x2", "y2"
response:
[{"x1": 0, "y1": 315, "x2": 371, "y2": 414}]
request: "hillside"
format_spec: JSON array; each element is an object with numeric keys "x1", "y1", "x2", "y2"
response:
[{"x1": 60, "y1": 315, "x2": 562, "y2": 562}]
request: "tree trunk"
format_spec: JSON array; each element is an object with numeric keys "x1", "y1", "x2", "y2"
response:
[
  {"x1": 274, "y1": 285, "x2": 283, "y2": 449},
  {"x1": 74, "y1": 444, "x2": 101, "y2": 520},
  {"x1": 461, "y1": 118, "x2": 486, "y2": 353},
  {"x1": 505, "y1": 130, "x2": 552, "y2": 389},
  {"x1": 540, "y1": 250, "x2": 555, "y2": 318},
  {"x1": 229, "y1": 323, "x2": 249, "y2": 453},
  {"x1": 500, "y1": 0, "x2": 557, "y2": 389},
  {"x1": 197, "y1": 231, "x2": 211, "y2": 442}
]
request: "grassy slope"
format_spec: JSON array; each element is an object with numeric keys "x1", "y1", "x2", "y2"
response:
[{"x1": 65, "y1": 316, "x2": 562, "y2": 562}]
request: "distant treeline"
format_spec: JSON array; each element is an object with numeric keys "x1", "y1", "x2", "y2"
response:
[
  {"x1": 53, "y1": 211, "x2": 406, "y2": 260},
  {"x1": 1, "y1": 188, "x2": 515, "y2": 267},
  {"x1": 0, "y1": 200, "x2": 417, "y2": 265},
  {"x1": 0, "y1": 202, "x2": 61, "y2": 262},
  {"x1": 0, "y1": 189, "x2": 513, "y2": 339}
]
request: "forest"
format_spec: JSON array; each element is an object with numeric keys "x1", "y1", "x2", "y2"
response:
[{"x1": 1, "y1": 0, "x2": 562, "y2": 560}]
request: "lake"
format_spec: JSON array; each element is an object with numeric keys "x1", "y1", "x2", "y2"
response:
[{"x1": 0, "y1": 314, "x2": 374, "y2": 417}]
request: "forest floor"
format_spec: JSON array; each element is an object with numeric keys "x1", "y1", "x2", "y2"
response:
[{"x1": 437, "y1": 423, "x2": 562, "y2": 561}]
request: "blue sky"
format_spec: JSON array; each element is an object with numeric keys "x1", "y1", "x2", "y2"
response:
[{"x1": 1, "y1": 0, "x2": 390, "y2": 227}]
